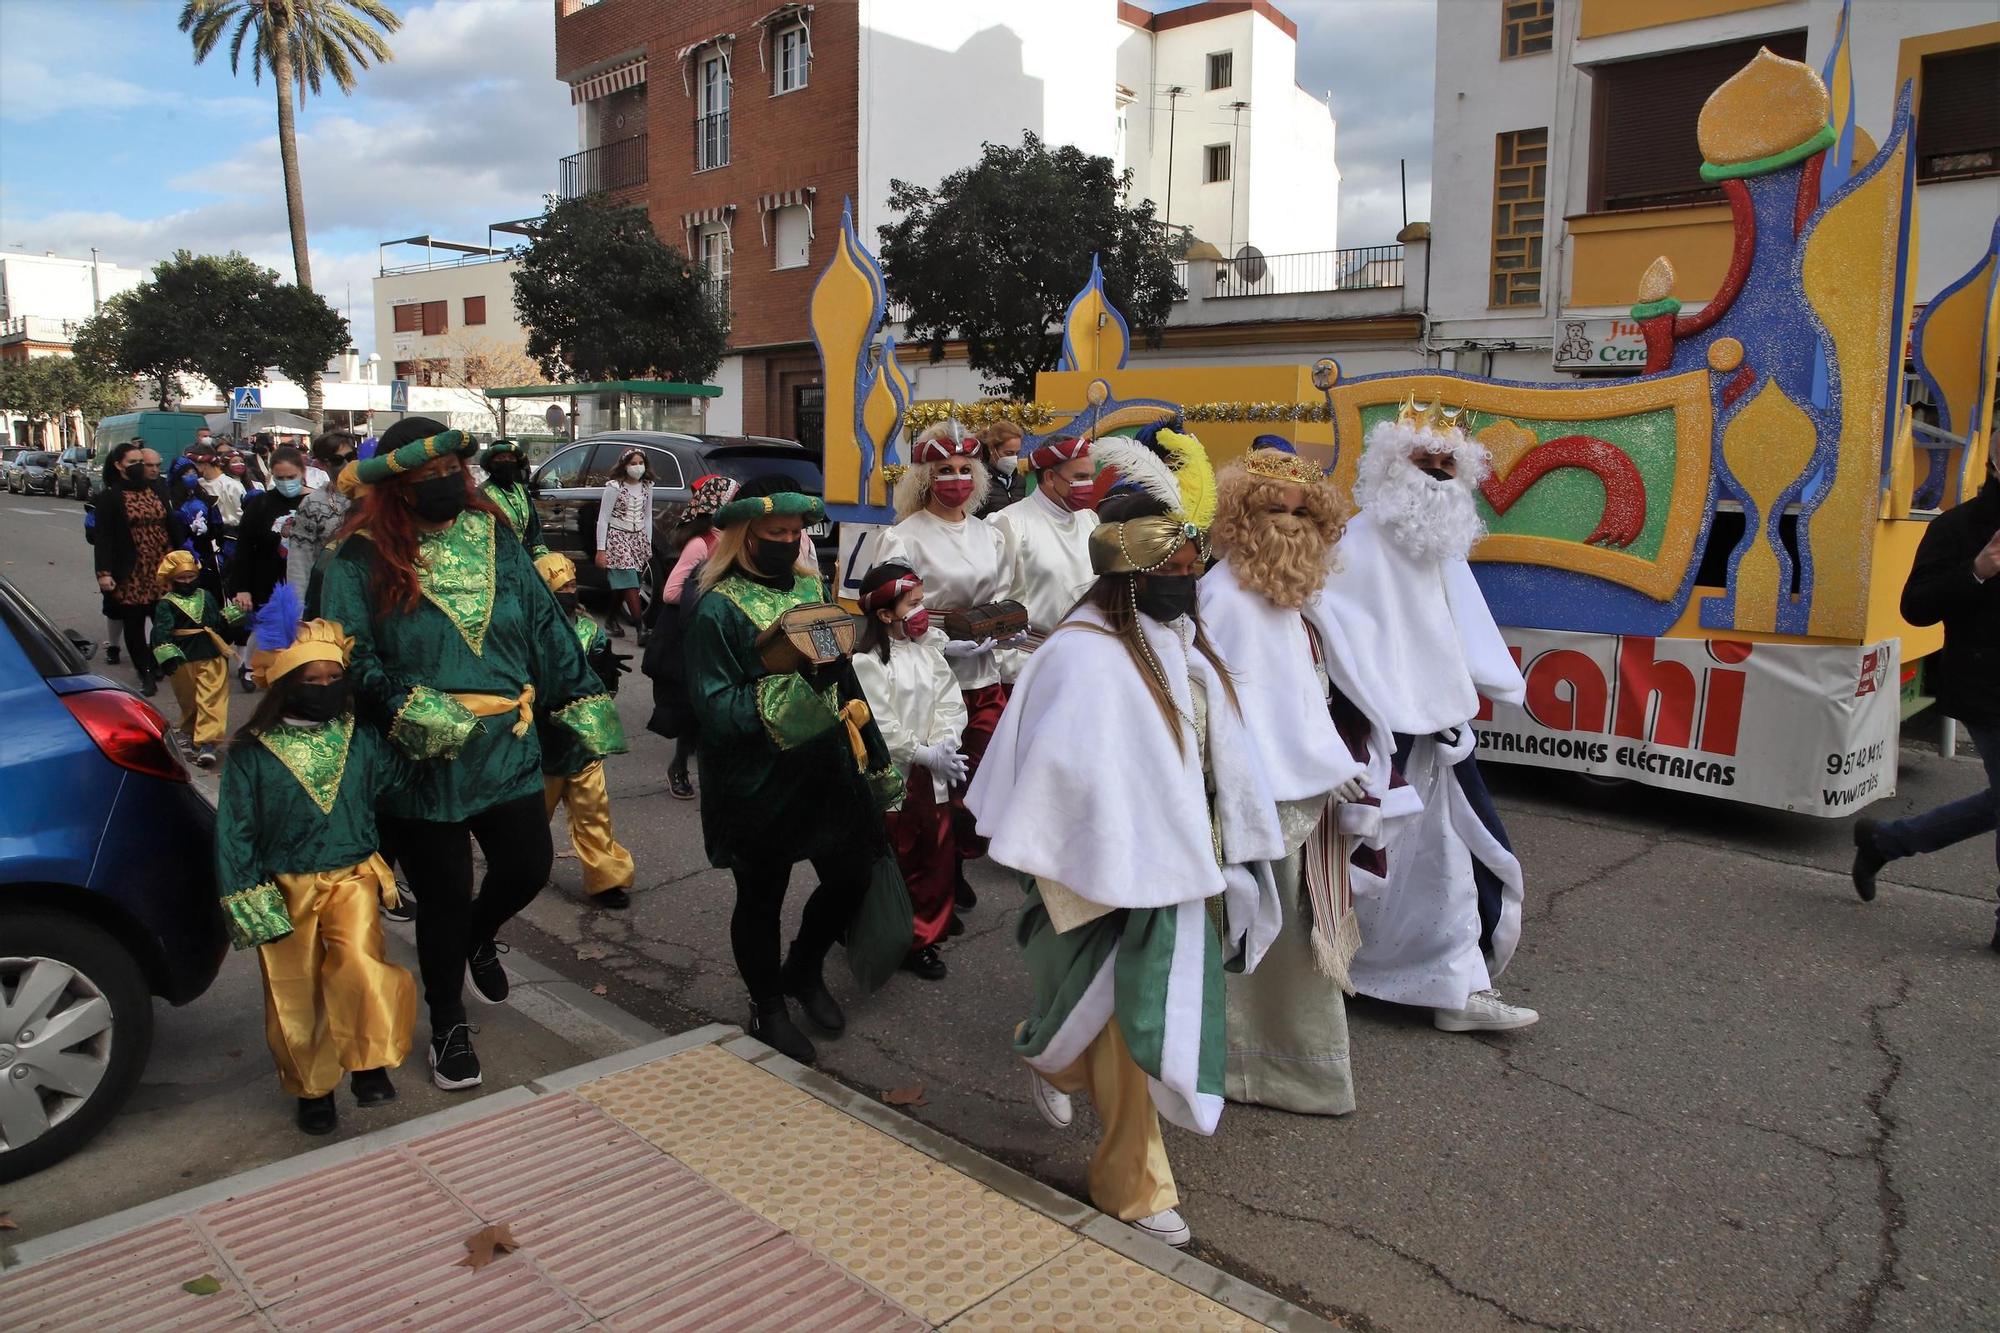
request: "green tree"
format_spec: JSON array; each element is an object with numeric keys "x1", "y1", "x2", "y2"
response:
[
  {"x1": 74, "y1": 289, "x2": 187, "y2": 409},
  {"x1": 877, "y1": 132, "x2": 1182, "y2": 399},
  {"x1": 511, "y1": 194, "x2": 730, "y2": 384},
  {"x1": 0, "y1": 358, "x2": 135, "y2": 447},
  {"x1": 179, "y1": 0, "x2": 400, "y2": 419}
]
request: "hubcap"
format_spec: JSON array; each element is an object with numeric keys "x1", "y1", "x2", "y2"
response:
[{"x1": 0, "y1": 956, "x2": 115, "y2": 1153}]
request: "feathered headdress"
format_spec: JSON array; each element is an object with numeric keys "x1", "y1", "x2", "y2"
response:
[
  {"x1": 249, "y1": 584, "x2": 352, "y2": 689},
  {"x1": 1153, "y1": 428, "x2": 1217, "y2": 531},
  {"x1": 1089, "y1": 434, "x2": 1182, "y2": 513}
]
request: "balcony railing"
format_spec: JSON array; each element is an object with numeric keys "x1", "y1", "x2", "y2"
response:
[
  {"x1": 1207, "y1": 245, "x2": 1405, "y2": 298},
  {"x1": 704, "y1": 278, "x2": 731, "y2": 329},
  {"x1": 695, "y1": 111, "x2": 730, "y2": 171},
  {"x1": 560, "y1": 134, "x2": 648, "y2": 200}
]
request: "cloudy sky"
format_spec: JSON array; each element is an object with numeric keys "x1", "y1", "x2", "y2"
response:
[{"x1": 0, "y1": 0, "x2": 1435, "y2": 359}]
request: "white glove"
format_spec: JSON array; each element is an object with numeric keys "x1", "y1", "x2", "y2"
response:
[
  {"x1": 1333, "y1": 776, "x2": 1369, "y2": 803},
  {"x1": 917, "y1": 741, "x2": 969, "y2": 785},
  {"x1": 996, "y1": 631, "x2": 1030, "y2": 648},
  {"x1": 188, "y1": 513, "x2": 208, "y2": 536},
  {"x1": 940, "y1": 636, "x2": 995, "y2": 660}
]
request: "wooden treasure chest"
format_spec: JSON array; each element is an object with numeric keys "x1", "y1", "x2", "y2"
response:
[
  {"x1": 757, "y1": 603, "x2": 858, "y2": 674},
  {"x1": 942, "y1": 599, "x2": 1029, "y2": 642}
]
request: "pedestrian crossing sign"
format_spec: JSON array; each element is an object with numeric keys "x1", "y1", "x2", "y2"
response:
[
  {"x1": 229, "y1": 386, "x2": 261, "y2": 421},
  {"x1": 390, "y1": 379, "x2": 409, "y2": 412}
]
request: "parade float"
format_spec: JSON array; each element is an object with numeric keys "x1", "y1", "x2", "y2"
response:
[{"x1": 808, "y1": 46, "x2": 1998, "y2": 818}]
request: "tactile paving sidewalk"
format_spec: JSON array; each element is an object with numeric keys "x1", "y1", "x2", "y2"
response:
[{"x1": 1, "y1": 1030, "x2": 1307, "y2": 1331}]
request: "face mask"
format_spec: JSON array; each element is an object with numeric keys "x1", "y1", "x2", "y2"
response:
[
  {"x1": 625, "y1": 463, "x2": 647, "y2": 480},
  {"x1": 275, "y1": 477, "x2": 304, "y2": 498},
  {"x1": 995, "y1": 455, "x2": 1019, "y2": 476},
  {"x1": 1135, "y1": 574, "x2": 1198, "y2": 623},
  {"x1": 931, "y1": 477, "x2": 976, "y2": 509},
  {"x1": 1419, "y1": 465, "x2": 1454, "y2": 483},
  {"x1": 487, "y1": 461, "x2": 520, "y2": 487},
  {"x1": 123, "y1": 464, "x2": 150, "y2": 486},
  {"x1": 749, "y1": 535, "x2": 799, "y2": 578},
  {"x1": 555, "y1": 591, "x2": 580, "y2": 614},
  {"x1": 172, "y1": 578, "x2": 200, "y2": 594},
  {"x1": 287, "y1": 679, "x2": 349, "y2": 724},
  {"x1": 411, "y1": 472, "x2": 467, "y2": 523},
  {"x1": 902, "y1": 607, "x2": 932, "y2": 638},
  {"x1": 1062, "y1": 481, "x2": 1097, "y2": 512}
]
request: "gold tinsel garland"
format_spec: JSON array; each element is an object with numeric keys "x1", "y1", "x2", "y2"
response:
[{"x1": 901, "y1": 399, "x2": 1334, "y2": 431}]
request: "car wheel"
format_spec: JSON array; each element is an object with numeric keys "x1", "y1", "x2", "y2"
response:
[{"x1": 0, "y1": 910, "x2": 154, "y2": 1183}]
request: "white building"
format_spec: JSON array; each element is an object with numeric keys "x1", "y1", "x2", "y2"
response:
[
  {"x1": 1428, "y1": 0, "x2": 2000, "y2": 382},
  {"x1": 372, "y1": 229, "x2": 535, "y2": 389},
  {"x1": 1, "y1": 251, "x2": 150, "y2": 447}
]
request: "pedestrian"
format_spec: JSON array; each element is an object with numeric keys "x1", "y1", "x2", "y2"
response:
[
  {"x1": 1853, "y1": 450, "x2": 1999, "y2": 950},
  {"x1": 167, "y1": 455, "x2": 224, "y2": 594},
  {"x1": 651, "y1": 472, "x2": 738, "y2": 800},
  {"x1": 871, "y1": 421, "x2": 1020, "y2": 919},
  {"x1": 480, "y1": 439, "x2": 550, "y2": 558},
  {"x1": 194, "y1": 449, "x2": 248, "y2": 548},
  {"x1": 151, "y1": 549, "x2": 243, "y2": 768},
  {"x1": 987, "y1": 434, "x2": 1099, "y2": 659},
  {"x1": 967, "y1": 488, "x2": 1285, "y2": 1251},
  {"x1": 92, "y1": 442, "x2": 183, "y2": 697},
  {"x1": 228, "y1": 446, "x2": 309, "y2": 692},
  {"x1": 535, "y1": 552, "x2": 637, "y2": 911},
  {"x1": 596, "y1": 446, "x2": 655, "y2": 643},
  {"x1": 287, "y1": 434, "x2": 362, "y2": 601},
  {"x1": 217, "y1": 603, "x2": 416, "y2": 1136},
  {"x1": 318, "y1": 417, "x2": 624, "y2": 1092},
  {"x1": 850, "y1": 561, "x2": 969, "y2": 979},
  {"x1": 976, "y1": 419, "x2": 1027, "y2": 515},
  {"x1": 683, "y1": 486, "x2": 900, "y2": 1065}
]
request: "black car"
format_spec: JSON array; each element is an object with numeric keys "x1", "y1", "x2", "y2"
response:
[
  {"x1": 54, "y1": 446, "x2": 95, "y2": 501},
  {"x1": 8, "y1": 451, "x2": 59, "y2": 496},
  {"x1": 529, "y1": 432, "x2": 835, "y2": 609}
]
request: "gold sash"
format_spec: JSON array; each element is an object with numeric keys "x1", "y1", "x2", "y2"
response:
[{"x1": 449, "y1": 684, "x2": 536, "y2": 737}]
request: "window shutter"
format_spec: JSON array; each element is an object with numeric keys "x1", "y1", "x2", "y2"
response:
[
  {"x1": 1916, "y1": 45, "x2": 1999, "y2": 180},
  {"x1": 421, "y1": 300, "x2": 447, "y2": 336},
  {"x1": 392, "y1": 304, "x2": 421, "y2": 333},
  {"x1": 463, "y1": 296, "x2": 487, "y2": 326}
]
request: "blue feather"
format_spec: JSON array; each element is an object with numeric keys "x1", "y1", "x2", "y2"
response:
[{"x1": 251, "y1": 584, "x2": 304, "y2": 652}]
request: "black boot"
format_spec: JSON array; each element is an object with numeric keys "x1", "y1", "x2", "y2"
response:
[
  {"x1": 954, "y1": 860, "x2": 978, "y2": 910},
  {"x1": 1851, "y1": 818, "x2": 1887, "y2": 902},
  {"x1": 749, "y1": 997, "x2": 817, "y2": 1064},
  {"x1": 104, "y1": 642, "x2": 120, "y2": 665},
  {"x1": 780, "y1": 947, "x2": 845, "y2": 1035},
  {"x1": 138, "y1": 670, "x2": 159, "y2": 699},
  {"x1": 351, "y1": 1067, "x2": 396, "y2": 1107},
  {"x1": 296, "y1": 1093, "x2": 337, "y2": 1135}
]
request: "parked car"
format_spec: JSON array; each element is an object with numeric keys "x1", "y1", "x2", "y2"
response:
[
  {"x1": 91, "y1": 410, "x2": 209, "y2": 473},
  {"x1": 8, "y1": 450, "x2": 60, "y2": 496},
  {"x1": 529, "y1": 432, "x2": 835, "y2": 611},
  {"x1": 54, "y1": 446, "x2": 95, "y2": 501},
  {"x1": 0, "y1": 444, "x2": 30, "y2": 489},
  {"x1": 0, "y1": 576, "x2": 224, "y2": 1183}
]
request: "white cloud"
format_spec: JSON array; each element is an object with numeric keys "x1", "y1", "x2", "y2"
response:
[
  {"x1": 1290, "y1": 0, "x2": 1437, "y2": 244},
  {"x1": 0, "y1": 0, "x2": 155, "y2": 119}
]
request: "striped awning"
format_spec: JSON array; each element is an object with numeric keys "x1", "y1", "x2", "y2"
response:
[
  {"x1": 682, "y1": 204, "x2": 737, "y2": 249},
  {"x1": 570, "y1": 56, "x2": 647, "y2": 105},
  {"x1": 757, "y1": 188, "x2": 817, "y2": 242}
]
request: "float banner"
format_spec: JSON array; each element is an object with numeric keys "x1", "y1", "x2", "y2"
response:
[{"x1": 1474, "y1": 629, "x2": 1900, "y2": 815}]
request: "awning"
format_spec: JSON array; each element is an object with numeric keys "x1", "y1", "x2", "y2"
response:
[
  {"x1": 681, "y1": 204, "x2": 738, "y2": 249},
  {"x1": 570, "y1": 56, "x2": 647, "y2": 105},
  {"x1": 757, "y1": 187, "x2": 817, "y2": 242},
  {"x1": 754, "y1": 3, "x2": 813, "y2": 70},
  {"x1": 674, "y1": 32, "x2": 736, "y2": 93}
]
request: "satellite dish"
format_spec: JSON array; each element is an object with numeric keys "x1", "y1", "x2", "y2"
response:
[{"x1": 1234, "y1": 244, "x2": 1267, "y2": 285}]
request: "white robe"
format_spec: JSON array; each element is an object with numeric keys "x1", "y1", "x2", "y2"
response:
[
  {"x1": 989, "y1": 488, "x2": 1099, "y2": 676},
  {"x1": 869, "y1": 511, "x2": 1013, "y2": 690},
  {"x1": 1315, "y1": 511, "x2": 1528, "y2": 1011},
  {"x1": 851, "y1": 636, "x2": 967, "y2": 805}
]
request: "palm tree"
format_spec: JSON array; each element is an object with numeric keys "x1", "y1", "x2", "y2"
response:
[{"x1": 179, "y1": 0, "x2": 400, "y2": 418}]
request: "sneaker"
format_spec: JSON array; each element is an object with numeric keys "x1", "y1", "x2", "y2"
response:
[
  {"x1": 1434, "y1": 989, "x2": 1540, "y2": 1033},
  {"x1": 466, "y1": 940, "x2": 511, "y2": 1004},
  {"x1": 351, "y1": 1067, "x2": 397, "y2": 1107},
  {"x1": 901, "y1": 945, "x2": 948, "y2": 981},
  {"x1": 593, "y1": 886, "x2": 632, "y2": 910},
  {"x1": 1026, "y1": 1065, "x2": 1073, "y2": 1129},
  {"x1": 237, "y1": 664, "x2": 256, "y2": 694},
  {"x1": 195, "y1": 743, "x2": 218, "y2": 769},
  {"x1": 295, "y1": 1093, "x2": 337, "y2": 1135},
  {"x1": 669, "y1": 768, "x2": 695, "y2": 801},
  {"x1": 429, "y1": 1023, "x2": 483, "y2": 1091},
  {"x1": 749, "y1": 998, "x2": 817, "y2": 1065},
  {"x1": 380, "y1": 881, "x2": 417, "y2": 924},
  {"x1": 1132, "y1": 1208, "x2": 1191, "y2": 1248},
  {"x1": 104, "y1": 642, "x2": 120, "y2": 665},
  {"x1": 1851, "y1": 818, "x2": 1886, "y2": 902}
]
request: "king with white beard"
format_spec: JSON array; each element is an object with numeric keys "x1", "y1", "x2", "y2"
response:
[{"x1": 1316, "y1": 400, "x2": 1540, "y2": 1033}]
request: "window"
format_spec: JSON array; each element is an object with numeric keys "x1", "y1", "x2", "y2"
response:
[
  {"x1": 775, "y1": 24, "x2": 809, "y2": 94},
  {"x1": 1915, "y1": 45, "x2": 1999, "y2": 182},
  {"x1": 392, "y1": 357, "x2": 449, "y2": 385},
  {"x1": 1206, "y1": 51, "x2": 1232, "y2": 91},
  {"x1": 1490, "y1": 127, "x2": 1548, "y2": 307},
  {"x1": 536, "y1": 443, "x2": 594, "y2": 489},
  {"x1": 463, "y1": 296, "x2": 486, "y2": 326},
  {"x1": 1590, "y1": 31, "x2": 1806, "y2": 211},
  {"x1": 391, "y1": 304, "x2": 421, "y2": 334},
  {"x1": 773, "y1": 204, "x2": 811, "y2": 269},
  {"x1": 1502, "y1": 0, "x2": 1554, "y2": 58},
  {"x1": 697, "y1": 53, "x2": 731, "y2": 170},
  {"x1": 419, "y1": 299, "x2": 448, "y2": 337},
  {"x1": 648, "y1": 448, "x2": 687, "y2": 489},
  {"x1": 700, "y1": 226, "x2": 733, "y2": 320},
  {"x1": 1204, "y1": 143, "x2": 1231, "y2": 184},
  {"x1": 393, "y1": 359, "x2": 417, "y2": 380}
]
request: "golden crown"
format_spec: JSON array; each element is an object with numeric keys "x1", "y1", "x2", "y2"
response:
[
  {"x1": 1242, "y1": 449, "x2": 1327, "y2": 487},
  {"x1": 1396, "y1": 392, "x2": 1469, "y2": 436}
]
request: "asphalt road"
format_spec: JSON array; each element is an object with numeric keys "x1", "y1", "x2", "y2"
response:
[{"x1": 3, "y1": 488, "x2": 1994, "y2": 1330}]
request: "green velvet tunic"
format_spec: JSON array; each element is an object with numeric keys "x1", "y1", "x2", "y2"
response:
[
  {"x1": 150, "y1": 587, "x2": 242, "y2": 671},
  {"x1": 541, "y1": 613, "x2": 616, "y2": 779},
  {"x1": 685, "y1": 570, "x2": 899, "y2": 870},
  {"x1": 213, "y1": 718, "x2": 415, "y2": 947},
  {"x1": 483, "y1": 480, "x2": 550, "y2": 558},
  {"x1": 320, "y1": 508, "x2": 625, "y2": 824}
]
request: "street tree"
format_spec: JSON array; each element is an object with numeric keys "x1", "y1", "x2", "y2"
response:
[
  {"x1": 179, "y1": 0, "x2": 401, "y2": 419},
  {"x1": 877, "y1": 132, "x2": 1183, "y2": 399},
  {"x1": 74, "y1": 289, "x2": 187, "y2": 409},
  {"x1": 0, "y1": 358, "x2": 135, "y2": 447},
  {"x1": 436, "y1": 333, "x2": 548, "y2": 434},
  {"x1": 511, "y1": 195, "x2": 729, "y2": 384}
]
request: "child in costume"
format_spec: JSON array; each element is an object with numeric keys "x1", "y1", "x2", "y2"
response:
[
  {"x1": 535, "y1": 551, "x2": 638, "y2": 910},
  {"x1": 850, "y1": 561, "x2": 969, "y2": 979},
  {"x1": 150, "y1": 548, "x2": 244, "y2": 768},
  {"x1": 216, "y1": 591, "x2": 417, "y2": 1136}
]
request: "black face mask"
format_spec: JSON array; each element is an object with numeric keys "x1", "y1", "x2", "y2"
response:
[
  {"x1": 555, "y1": 591, "x2": 580, "y2": 615},
  {"x1": 411, "y1": 473, "x2": 467, "y2": 524},
  {"x1": 749, "y1": 535, "x2": 799, "y2": 579},
  {"x1": 1419, "y1": 465, "x2": 1455, "y2": 483},
  {"x1": 122, "y1": 464, "x2": 151, "y2": 488},
  {"x1": 287, "y1": 680, "x2": 350, "y2": 724},
  {"x1": 487, "y1": 461, "x2": 520, "y2": 488},
  {"x1": 1134, "y1": 574, "x2": 1198, "y2": 624}
]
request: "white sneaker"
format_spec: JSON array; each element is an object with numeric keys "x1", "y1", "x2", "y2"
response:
[
  {"x1": 1434, "y1": 989, "x2": 1540, "y2": 1033},
  {"x1": 1026, "y1": 1065, "x2": 1073, "y2": 1128},
  {"x1": 1132, "y1": 1208, "x2": 1191, "y2": 1248}
]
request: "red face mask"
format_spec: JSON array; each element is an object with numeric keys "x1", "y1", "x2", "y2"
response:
[
  {"x1": 931, "y1": 477, "x2": 976, "y2": 509},
  {"x1": 1063, "y1": 480, "x2": 1097, "y2": 512},
  {"x1": 902, "y1": 607, "x2": 932, "y2": 638}
]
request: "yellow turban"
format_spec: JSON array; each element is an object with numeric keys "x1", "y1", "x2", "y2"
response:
[
  {"x1": 251, "y1": 618, "x2": 354, "y2": 690},
  {"x1": 535, "y1": 551, "x2": 578, "y2": 592},
  {"x1": 157, "y1": 549, "x2": 200, "y2": 583}
]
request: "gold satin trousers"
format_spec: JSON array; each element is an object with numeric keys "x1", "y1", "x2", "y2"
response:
[
  {"x1": 1041, "y1": 1018, "x2": 1178, "y2": 1221},
  {"x1": 258, "y1": 855, "x2": 415, "y2": 1098},
  {"x1": 544, "y1": 761, "x2": 636, "y2": 896},
  {"x1": 168, "y1": 656, "x2": 230, "y2": 746}
]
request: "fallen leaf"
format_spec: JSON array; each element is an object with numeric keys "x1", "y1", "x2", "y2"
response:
[
  {"x1": 590, "y1": 983, "x2": 608, "y2": 995},
  {"x1": 883, "y1": 1084, "x2": 927, "y2": 1107},
  {"x1": 0, "y1": 1215, "x2": 15, "y2": 1231},
  {"x1": 182, "y1": 1274, "x2": 221, "y2": 1296},
  {"x1": 457, "y1": 1223, "x2": 520, "y2": 1270},
  {"x1": 575, "y1": 944, "x2": 609, "y2": 961}
]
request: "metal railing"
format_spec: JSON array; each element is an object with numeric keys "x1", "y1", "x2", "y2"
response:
[
  {"x1": 1206, "y1": 245, "x2": 1405, "y2": 298},
  {"x1": 695, "y1": 111, "x2": 730, "y2": 171},
  {"x1": 560, "y1": 134, "x2": 648, "y2": 199},
  {"x1": 704, "y1": 278, "x2": 732, "y2": 329},
  {"x1": 1, "y1": 315, "x2": 82, "y2": 342},
  {"x1": 378, "y1": 253, "x2": 512, "y2": 277}
]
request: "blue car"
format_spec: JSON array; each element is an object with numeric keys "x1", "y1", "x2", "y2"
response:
[{"x1": 0, "y1": 576, "x2": 223, "y2": 1183}]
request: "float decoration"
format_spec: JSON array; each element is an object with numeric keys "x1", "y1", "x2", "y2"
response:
[
  {"x1": 1056, "y1": 254, "x2": 1132, "y2": 375},
  {"x1": 1908, "y1": 218, "x2": 1999, "y2": 511},
  {"x1": 809, "y1": 199, "x2": 906, "y2": 524}
]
